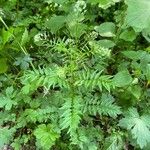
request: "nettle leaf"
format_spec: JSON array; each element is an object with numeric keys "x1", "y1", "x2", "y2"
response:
[
  {"x1": 21, "y1": 28, "x2": 29, "y2": 46},
  {"x1": 45, "y1": 15, "x2": 66, "y2": 33},
  {"x1": 94, "y1": 22, "x2": 116, "y2": 37},
  {"x1": 119, "y1": 108, "x2": 150, "y2": 148},
  {"x1": 125, "y1": 0, "x2": 150, "y2": 31},
  {"x1": 34, "y1": 124, "x2": 60, "y2": 150},
  {"x1": 113, "y1": 70, "x2": 132, "y2": 87},
  {"x1": 0, "y1": 86, "x2": 17, "y2": 110},
  {"x1": 0, "y1": 58, "x2": 8, "y2": 74},
  {"x1": 14, "y1": 55, "x2": 32, "y2": 70}
]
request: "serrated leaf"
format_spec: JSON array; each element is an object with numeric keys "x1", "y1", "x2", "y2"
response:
[
  {"x1": 0, "y1": 86, "x2": 17, "y2": 110},
  {"x1": 103, "y1": 133, "x2": 124, "y2": 150},
  {"x1": 21, "y1": 28, "x2": 28, "y2": 46},
  {"x1": 34, "y1": 124, "x2": 60, "y2": 150},
  {"x1": 99, "y1": 94, "x2": 122, "y2": 117},
  {"x1": 0, "y1": 127, "x2": 15, "y2": 148},
  {"x1": 60, "y1": 97, "x2": 82, "y2": 135},
  {"x1": 119, "y1": 108, "x2": 150, "y2": 148}
]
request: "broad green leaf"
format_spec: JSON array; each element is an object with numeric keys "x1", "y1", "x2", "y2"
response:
[
  {"x1": 0, "y1": 58, "x2": 8, "y2": 74},
  {"x1": 34, "y1": 124, "x2": 60, "y2": 150},
  {"x1": 122, "y1": 51, "x2": 142, "y2": 60},
  {"x1": 2, "y1": 28, "x2": 14, "y2": 45},
  {"x1": 125, "y1": 0, "x2": 150, "y2": 31},
  {"x1": 119, "y1": 29, "x2": 137, "y2": 42},
  {"x1": 95, "y1": 22, "x2": 116, "y2": 37},
  {"x1": 113, "y1": 70, "x2": 132, "y2": 87},
  {"x1": 45, "y1": 15, "x2": 66, "y2": 33},
  {"x1": 97, "y1": 40, "x2": 115, "y2": 48},
  {"x1": 119, "y1": 108, "x2": 150, "y2": 148}
]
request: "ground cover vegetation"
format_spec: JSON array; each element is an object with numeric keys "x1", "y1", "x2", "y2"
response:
[{"x1": 0, "y1": 0, "x2": 150, "y2": 149}]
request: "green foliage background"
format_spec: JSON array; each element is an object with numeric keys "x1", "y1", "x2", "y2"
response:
[{"x1": 0, "y1": 0, "x2": 150, "y2": 149}]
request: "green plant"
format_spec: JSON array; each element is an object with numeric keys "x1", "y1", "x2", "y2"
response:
[{"x1": 0, "y1": 0, "x2": 150, "y2": 149}]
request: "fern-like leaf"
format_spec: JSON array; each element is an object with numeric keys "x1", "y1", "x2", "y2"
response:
[
  {"x1": 75, "y1": 70, "x2": 114, "y2": 92},
  {"x1": 84, "y1": 93, "x2": 121, "y2": 117},
  {"x1": 21, "y1": 66, "x2": 68, "y2": 94},
  {"x1": 59, "y1": 96, "x2": 82, "y2": 137}
]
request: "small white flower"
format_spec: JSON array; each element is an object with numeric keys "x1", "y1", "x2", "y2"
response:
[
  {"x1": 74, "y1": 0, "x2": 86, "y2": 13},
  {"x1": 65, "y1": 38, "x2": 74, "y2": 45},
  {"x1": 90, "y1": 31, "x2": 98, "y2": 39},
  {"x1": 34, "y1": 33, "x2": 43, "y2": 42}
]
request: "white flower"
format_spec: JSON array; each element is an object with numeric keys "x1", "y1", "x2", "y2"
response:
[
  {"x1": 34, "y1": 33, "x2": 43, "y2": 42},
  {"x1": 65, "y1": 38, "x2": 74, "y2": 45},
  {"x1": 74, "y1": 0, "x2": 86, "y2": 13}
]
